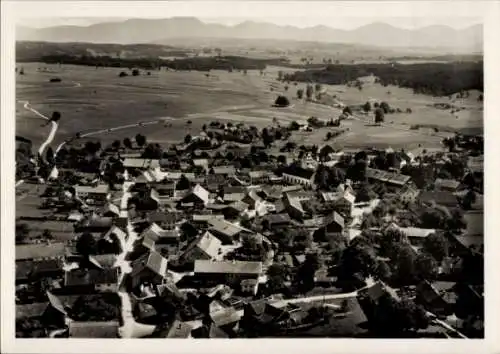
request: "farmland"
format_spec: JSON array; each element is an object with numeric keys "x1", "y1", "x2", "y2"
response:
[{"x1": 16, "y1": 61, "x2": 482, "y2": 153}]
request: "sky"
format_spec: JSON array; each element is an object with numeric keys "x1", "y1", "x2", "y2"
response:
[{"x1": 13, "y1": 1, "x2": 485, "y2": 30}]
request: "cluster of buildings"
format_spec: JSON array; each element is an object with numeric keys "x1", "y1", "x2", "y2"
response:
[{"x1": 15, "y1": 123, "x2": 484, "y2": 338}]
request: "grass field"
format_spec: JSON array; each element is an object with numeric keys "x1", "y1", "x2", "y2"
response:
[{"x1": 16, "y1": 62, "x2": 482, "y2": 152}]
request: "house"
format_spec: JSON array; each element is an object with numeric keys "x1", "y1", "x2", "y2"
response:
[
  {"x1": 101, "y1": 225, "x2": 127, "y2": 251},
  {"x1": 68, "y1": 320, "x2": 120, "y2": 338},
  {"x1": 210, "y1": 165, "x2": 237, "y2": 177},
  {"x1": 223, "y1": 201, "x2": 250, "y2": 220},
  {"x1": 75, "y1": 215, "x2": 114, "y2": 232},
  {"x1": 140, "y1": 223, "x2": 180, "y2": 245},
  {"x1": 193, "y1": 260, "x2": 263, "y2": 288},
  {"x1": 248, "y1": 170, "x2": 271, "y2": 185},
  {"x1": 416, "y1": 280, "x2": 453, "y2": 316},
  {"x1": 387, "y1": 223, "x2": 437, "y2": 247},
  {"x1": 205, "y1": 174, "x2": 228, "y2": 192},
  {"x1": 130, "y1": 251, "x2": 169, "y2": 288},
  {"x1": 100, "y1": 202, "x2": 120, "y2": 217},
  {"x1": 208, "y1": 218, "x2": 249, "y2": 244},
  {"x1": 366, "y1": 168, "x2": 411, "y2": 188},
  {"x1": 210, "y1": 307, "x2": 242, "y2": 333},
  {"x1": 179, "y1": 184, "x2": 210, "y2": 209},
  {"x1": 283, "y1": 194, "x2": 306, "y2": 220},
  {"x1": 419, "y1": 191, "x2": 459, "y2": 207},
  {"x1": 281, "y1": 167, "x2": 315, "y2": 188},
  {"x1": 16, "y1": 292, "x2": 67, "y2": 328},
  {"x1": 147, "y1": 211, "x2": 184, "y2": 229},
  {"x1": 463, "y1": 211, "x2": 483, "y2": 236},
  {"x1": 222, "y1": 186, "x2": 247, "y2": 203},
  {"x1": 398, "y1": 184, "x2": 421, "y2": 204},
  {"x1": 319, "y1": 211, "x2": 345, "y2": 238},
  {"x1": 64, "y1": 267, "x2": 120, "y2": 293},
  {"x1": 16, "y1": 242, "x2": 66, "y2": 261},
  {"x1": 16, "y1": 259, "x2": 63, "y2": 284},
  {"x1": 150, "y1": 181, "x2": 176, "y2": 199},
  {"x1": 435, "y1": 178, "x2": 461, "y2": 192},
  {"x1": 74, "y1": 184, "x2": 109, "y2": 205},
  {"x1": 261, "y1": 213, "x2": 292, "y2": 230},
  {"x1": 181, "y1": 231, "x2": 224, "y2": 264},
  {"x1": 123, "y1": 158, "x2": 160, "y2": 171}
]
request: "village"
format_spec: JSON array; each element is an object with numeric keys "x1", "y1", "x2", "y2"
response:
[{"x1": 15, "y1": 112, "x2": 484, "y2": 339}]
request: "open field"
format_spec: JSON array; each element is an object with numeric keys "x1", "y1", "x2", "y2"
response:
[{"x1": 16, "y1": 62, "x2": 482, "y2": 151}]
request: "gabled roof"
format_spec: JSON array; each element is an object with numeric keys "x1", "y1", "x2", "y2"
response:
[
  {"x1": 189, "y1": 184, "x2": 210, "y2": 205},
  {"x1": 324, "y1": 211, "x2": 345, "y2": 229},
  {"x1": 227, "y1": 201, "x2": 250, "y2": 213},
  {"x1": 75, "y1": 184, "x2": 109, "y2": 194},
  {"x1": 420, "y1": 191, "x2": 459, "y2": 206},
  {"x1": 366, "y1": 168, "x2": 411, "y2": 186},
  {"x1": 123, "y1": 158, "x2": 160, "y2": 169},
  {"x1": 208, "y1": 218, "x2": 246, "y2": 238},
  {"x1": 282, "y1": 166, "x2": 315, "y2": 180},
  {"x1": 184, "y1": 231, "x2": 222, "y2": 260},
  {"x1": 140, "y1": 223, "x2": 179, "y2": 241},
  {"x1": 263, "y1": 213, "x2": 292, "y2": 225},
  {"x1": 65, "y1": 267, "x2": 120, "y2": 287},
  {"x1": 132, "y1": 251, "x2": 168, "y2": 278},
  {"x1": 101, "y1": 203, "x2": 120, "y2": 216},
  {"x1": 435, "y1": 178, "x2": 461, "y2": 190},
  {"x1": 211, "y1": 165, "x2": 236, "y2": 175},
  {"x1": 210, "y1": 307, "x2": 242, "y2": 327},
  {"x1": 194, "y1": 260, "x2": 263, "y2": 275}
]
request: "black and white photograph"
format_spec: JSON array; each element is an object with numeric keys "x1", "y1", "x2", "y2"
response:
[{"x1": 1, "y1": 0, "x2": 499, "y2": 352}]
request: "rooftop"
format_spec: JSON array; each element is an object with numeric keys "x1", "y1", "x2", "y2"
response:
[
  {"x1": 16, "y1": 242, "x2": 66, "y2": 261},
  {"x1": 75, "y1": 184, "x2": 109, "y2": 194},
  {"x1": 68, "y1": 320, "x2": 119, "y2": 338},
  {"x1": 194, "y1": 260, "x2": 263, "y2": 275}
]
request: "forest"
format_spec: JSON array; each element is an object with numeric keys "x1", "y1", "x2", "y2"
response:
[{"x1": 283, "y1": 62, "x2": 483, "y2": 96}]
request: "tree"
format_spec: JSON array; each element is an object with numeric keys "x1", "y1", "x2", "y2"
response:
[
  {"x1": 71, "y1": 294, "x2": 119, "y2": 322},
  {"x1": 342, "y1": 106, "x2": 352, "y2": 116},
  {"x1": 184, "y1": 134, "x2": 192, "y2": 144},
  {"x1": 42, "y1": 229, "x2": 53, "y2": 240},
  {"x1": 355, "y1": 183, "x2": 376, "y2": 202},
  {"x1": 297, "y1": 88, "x2": 304, "y2": 99},
  {"x1": 267, "y1": 263, "x2": 288, "y2": 292},
  {"x1": 392, "y1": 244, "x2": 417, "y2": 285},
  {"x1": 111, "y1": 140, "x2": 121, "y2": 150},
  {"x1": 415, "y1": 253, "x2": 437, "y2": 280},
  {"x1": 374, "y1": 260, "x2": 392, "y2": 281},
  {"x1": 374, "y1": 108, "x2": 385, "y2": 123},
  {"x1": 176, "y1": 174, "x2": 191, "y2": 190},
  {"x1": 306, "y1": 84, "x2": 314, "y2": 100},
  {"x1": 423, "y1": 233, "x2": 449, "y2": 262},
  {"x1": 50, "y1": 111, "x2": 61, "y2": 122},
  {"x1": 274, "y1": 95, "x2": 290, "y2": 107},
  {"x1": 478, "y1": 93, "x2": 483, "y2": 102},
  {"x1": 132, "y1": 69, "x2": 140, "y2": 76},
  {"x1": 123, "y1": 138, "x2": 133, "y2": 149},
  {"x1": 119, "y1": 71, "x2": 128, "y2": 77},
  {"x1": 325, "y1": 132, "x2": 333, "y2": 141},
  {"x1": 380, "y1": 101, "x2": 391, "y2": 114},
  {"x1": 277, "y1": 71, "x2": 284, "y2": 81},
  {"x1": 296, "y1": 253, "x2": 320, "y2": 293},
  {"x1": 315, "y1": 83, "x2": 322, "y2": 92},
  {"x1": 45, "y1": 147, "x2": 54, "y2": 164},
  {"x1": 180, "y1": 222, "x2": 198, "y2": 242},
  {"x1": 363, "y1": 101, "x2": 372, "y2": 112},
  {"x1": 16, "y1": 223, "x2": 30, "y2": 244},
  {"x1": 135, "y1": 134, "x2": 146, "y2": 148},
  {"x1": 461, "y1": 189, "x2": 477, "y2": 210},
  {"x1": 76, "y1": 232, "x2": 97, "y2": 256}
]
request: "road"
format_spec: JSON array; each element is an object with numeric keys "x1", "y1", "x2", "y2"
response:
[{"x1": 19, "y1": 100, "x2": 59, "y2": 161}]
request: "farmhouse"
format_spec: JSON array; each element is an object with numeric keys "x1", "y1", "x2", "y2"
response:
[
  {"x1": 181, "y1": 231, "x2": 224, "y2": 263},
  {"x1": 74, "y1": 184, "x2": 109, "y2": 205},
  {"x1": 193, "y1": 260, "x2": 263, "y2": 288},
  {"x1": 130, "y1": 251, "x2": 169, "y2": 288},
  {"x1": 64, "y1": 267, "x2": 120, "y2": 293},
  {"x1": 16, "y1": 242, "x2": 66, "y2": 261},
  {"x1": 281, "y1": 167, "x2": 315, "y2": 188}
]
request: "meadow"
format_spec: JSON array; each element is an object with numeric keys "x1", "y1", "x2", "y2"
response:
[{"x1": 16, "y1": 62, "x2": 482, "y2": 153}]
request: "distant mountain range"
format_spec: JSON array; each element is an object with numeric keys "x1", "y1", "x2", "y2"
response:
[{"x1": 16, "y1": 17, "x2": 483, "y2": 51}]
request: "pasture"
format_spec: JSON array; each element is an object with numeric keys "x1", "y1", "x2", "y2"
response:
[{"x1": 16, "y1": 62, "x2": 482, "y2": 152}]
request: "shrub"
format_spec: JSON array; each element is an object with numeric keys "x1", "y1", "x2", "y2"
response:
[
  {"x1": 119, "y1": 71, "x2": 128, "y2": 77},
  {"x1": 274, "y1": 95, "x2": 290, "y2": 107}
]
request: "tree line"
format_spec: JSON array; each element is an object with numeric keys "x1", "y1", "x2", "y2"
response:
[
  {"x1": 25, "y1": 54, "x2": 288, "y2": 72},
  {"x1": 283, "y1": 62, "x2": 483, "y2": 96}
]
